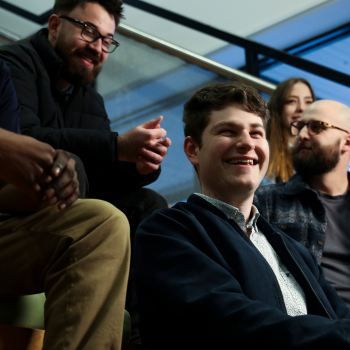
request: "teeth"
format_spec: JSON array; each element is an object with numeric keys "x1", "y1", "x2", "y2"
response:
[
  {"x1": 228, "y1": 159, "x2": 254, "y2": 165},
  {"x1": 83, "y1": 56, "x2": 93, "y2": 63}
]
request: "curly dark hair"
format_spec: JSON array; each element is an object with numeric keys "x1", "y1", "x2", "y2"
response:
[
  {"x1": 183, "y1": 81, "x2": 269, "y2": 148},
  {"x1": 52, "y1": 0, "x2": 124, "y2": 25}
]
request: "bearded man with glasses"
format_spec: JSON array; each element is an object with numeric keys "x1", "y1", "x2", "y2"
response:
[
  {"x1": 0, "y1": 0, "x2": 171, "y2": 345},
  {"x1": 254, "y1": 99, "x2": 350, "y2": 307}
]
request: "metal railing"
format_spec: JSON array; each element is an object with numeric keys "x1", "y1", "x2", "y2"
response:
[
  {"x1": 117, "y1": 24, "x2": 276, "y2": 94},
  {"x1": 123, "y1": 0, "x2": 350, "y2": 88},
  {"x1": 3, "y1": 0, "x2": 348, "y2": 90},
  {"x1": 0, "y1": 2, "x2": 277, "y2": 93}
]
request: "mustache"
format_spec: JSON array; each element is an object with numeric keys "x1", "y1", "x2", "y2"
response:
[
  {"x1": 75, "y1": 47, "x2": 100, "y2": 63},
  {"x1": 294, "y1": 142, "x2": 312, "y2": 152},
  {"x1": 292, "y1": 142, "x2": 313, "y2": 157}
]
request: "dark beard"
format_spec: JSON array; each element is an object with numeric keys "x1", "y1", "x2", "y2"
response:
[
  {"x1": 292, "y1": 139, "x2": 341, "y2": 177},
  {"x1": 55, "y1": 33, "x2": 102, "y2": 86}
]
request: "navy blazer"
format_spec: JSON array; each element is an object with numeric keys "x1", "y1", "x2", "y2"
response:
[{"x1": 135, "y1": 194, "x2": 350, "y2": 350}]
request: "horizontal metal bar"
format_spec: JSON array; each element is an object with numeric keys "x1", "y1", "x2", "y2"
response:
[
  {"x1": 117, "y1": 24, "x2": 276, "y2": 94},
  {"x1": 0, "y1": 1, "x2": 51, "y2": 25},
  {"x1": 0, "y1": 26, "x2": 20, "y2": 41},
  {"x1": 123, "y1": 0, "x2": 350, "y2": 88}
]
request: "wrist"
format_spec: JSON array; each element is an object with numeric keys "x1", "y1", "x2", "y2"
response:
[{"x1": 117, "y1": 134, "x2": 128, "y2": 162}]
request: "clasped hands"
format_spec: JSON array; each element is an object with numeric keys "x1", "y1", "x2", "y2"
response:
[
  {"x1": 118, "y1": 116, "x2": 172, "y2": 175},
  {"x1": 0, "y1": 129, "x2": 79, "y2": 211}
]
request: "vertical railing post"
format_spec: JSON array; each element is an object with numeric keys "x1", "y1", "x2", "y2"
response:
[{"x1": 245, "y1": 48, "x2": 259, "y2": 77}]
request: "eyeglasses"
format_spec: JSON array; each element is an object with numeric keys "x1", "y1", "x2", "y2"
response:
[
  {"x1": 59, "y1": 15, "x2": 119, "y2": 53},
  {"x1": 290, "y1": 120, "x2": 349, "y2": 136}
]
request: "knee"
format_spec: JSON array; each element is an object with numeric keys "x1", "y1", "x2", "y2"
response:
[{"x1": 70, "y1": 199, "x2": 130, "y2": 247}]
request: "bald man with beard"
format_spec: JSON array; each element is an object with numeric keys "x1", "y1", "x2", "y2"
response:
[{"x1": 254, "y1": 100, "x2": 350, "y2": 307}]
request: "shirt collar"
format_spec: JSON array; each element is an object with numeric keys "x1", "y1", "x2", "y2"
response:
[
  {"x1": 62, "y1": 84, "x2": 74, "y2": 100},
  {"x1": 284, "y1": 173, "x2": 313, "y2": 196},
  {"x1": 195, "y1": 193, "x2": 260, "y2": 234}
]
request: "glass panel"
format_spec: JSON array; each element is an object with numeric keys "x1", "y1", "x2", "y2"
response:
[{"x1": 97, "y1": 32, "x2": 270, "y2": 204}]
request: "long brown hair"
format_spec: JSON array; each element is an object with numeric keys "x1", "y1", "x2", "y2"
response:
[{"x1": 266, "y1": 78, "x2": 316, "y2": 182}]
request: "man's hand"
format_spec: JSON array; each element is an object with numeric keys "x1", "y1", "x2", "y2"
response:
[
  {"x1": 43, "y1": 150, "x2": 79, "y2": 210},
  {"x1": 0, "y1": 129, "x2": 79, "y2": 211},
  {"x1": 118, "y1": 116, "x2": 171, "y2": 175},
  {"x1": 136, "y1": 137, "x2": 172, "y2": 175},
  {"x1": 0, "y1": 128, "x2": 56, "y2": 199}
]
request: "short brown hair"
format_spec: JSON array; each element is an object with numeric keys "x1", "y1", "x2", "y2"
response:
[
  {"x1": 183, "y1": 81, "x2": 269, "y2": 148},
  {"x1": 52, "y1": 0, "x2": 124, "y2": 25}
]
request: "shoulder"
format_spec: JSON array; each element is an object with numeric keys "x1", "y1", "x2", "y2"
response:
[
  {"x1": 255, "y1": 182, "x2": 286, "y2": 197},
  {"x1": 0, "y1": 39, "x2": 38, "y2": 62},
  {"x1": 0, "y1": 39, "x2": 42, "y2": 78},
  {"x1": 137, "y1": 198, "x2": 229, "y2": 240},
  {"x1": 254, "y1": 182, "x2": 287, "y2": 207},
  {"x1": 138, "y1": 201, "x2": 205, "y2": 232}
]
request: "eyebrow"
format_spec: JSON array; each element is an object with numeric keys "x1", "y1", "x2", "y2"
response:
[
  {"x1": 85, "y1": 21, "x2": 114, "y2": 37},
  {"x1": 211, "y1": 121, "x2": 264, "y2": 131},
  {"x1": 288, "y1": 95, "x2": 313, "y2": 99}
]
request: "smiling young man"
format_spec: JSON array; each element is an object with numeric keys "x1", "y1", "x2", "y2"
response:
[
  {"x1": 134, "y1": 83, "x2": 350, "y2": 350},
  {"x1": 255, "y1": 99, "x2": 350, "y2": 307}
]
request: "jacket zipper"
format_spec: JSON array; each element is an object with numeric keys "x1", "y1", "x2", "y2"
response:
[{"x1": 276, "y1": 232, "x2": 332, "y2": 320}]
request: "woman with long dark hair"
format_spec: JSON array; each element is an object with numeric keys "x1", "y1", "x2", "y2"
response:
[{"x1": 264, "y1": 78, "x2": 316, "y2": 183}]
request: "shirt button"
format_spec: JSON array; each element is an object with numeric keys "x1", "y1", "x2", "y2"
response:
[
  {"x1": 281, "y1": 224, "x2": 287, "y2": 230},
  {"x1": 318, "y1": 240, "x2": 324, "y2": 246}
]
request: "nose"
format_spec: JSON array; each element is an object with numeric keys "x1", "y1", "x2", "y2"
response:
[
  {"x1": 297, "y1": 124, "x2": 310, "y2": 142},
  {"x1": 235, "y1": 131, "x2": 255, "y2": 152},
  {"x1": 88, "y1": 37, "x2": 103, "y2": 55},
  {"x1": 298, "y1": 100, "x2": 309, "y2": 113}
]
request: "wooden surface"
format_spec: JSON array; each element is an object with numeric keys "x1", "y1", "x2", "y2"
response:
[{"x1": 0, "y1": 325, "x2": 44, "y2": 350}]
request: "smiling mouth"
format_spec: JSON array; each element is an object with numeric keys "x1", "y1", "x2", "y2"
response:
[
  {"x1": 226, "y1": 159, "x2": 257, "y2": 165},
  {"x1": 80, "y1": 55, "x2": 96, "y2": 67}
]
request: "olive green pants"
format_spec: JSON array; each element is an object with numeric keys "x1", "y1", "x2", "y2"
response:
[{"x1": 0, "y1": 199, "x2": 130, "y2": 350}]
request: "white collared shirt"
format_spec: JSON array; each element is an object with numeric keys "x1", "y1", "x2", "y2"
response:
[{"x1": 196, "y1": 193, "x2": 307, "y2": 317}]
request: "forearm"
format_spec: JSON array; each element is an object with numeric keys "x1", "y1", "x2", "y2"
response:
[{"x1": 0, "y1": 184, "x2": 44, "y2": 213}]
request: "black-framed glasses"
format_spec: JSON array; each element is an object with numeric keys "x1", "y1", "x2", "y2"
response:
[
  {"x1": 59, "y1": 15, "x2": 119, "y2": 53},
  {"x1": 290, "y1": 120, "x2": 349, "y2": 136}
]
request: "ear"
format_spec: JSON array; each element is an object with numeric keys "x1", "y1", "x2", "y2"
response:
[
  {"x1": 184, "y1": 136, "x2": 199, "y2": 167},
  {"x1": 48, "y1": 14, "x2": 61, "y2": 44},
  {"x1": 341, "y1": 133, "x2": 350, "y2": 153}
]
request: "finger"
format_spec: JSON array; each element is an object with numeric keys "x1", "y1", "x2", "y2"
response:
[
  {"x1": 149, "y1": 127, "x2": 167, "y2": 140},
  {"x1": 161, "y1": 137, "x2": 172, "y2": 147},
  {"x1": 33, "y1": 183, "x2": 42, "y2": 192},
  {"x1": 147, "y1": 142, "x2": 169, "y2": 157},
  {"x1": 37, "y1": 173, "x2": 53, "y2": 186},
  {"x1": 46, "y1": 176, "x2": 78, "y2": 206},
  {"x1": 140, "y1": 148, "x2": 164, "y2": 164},
  {"x1": 43, "y1": 166, "x2": 76, "y2": 199},
  {"x1": 37, "y1": 147, "x2": 57, "y2": 170},
  {"x1": 51, "y1": 150, "x2": 71, "y2": 177},
  {"x1": 55, "y1": 178, "x2": 79, "y2": 202},
  {"x1": 137, "y1": 155, "x2": 161, "y2": 172},
  {"x1": 141, "y1": 116, "x2": 163, "y2": 130},
  {"x1": 58, "y1": 187, "x2": 80, "y2": 211}
]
